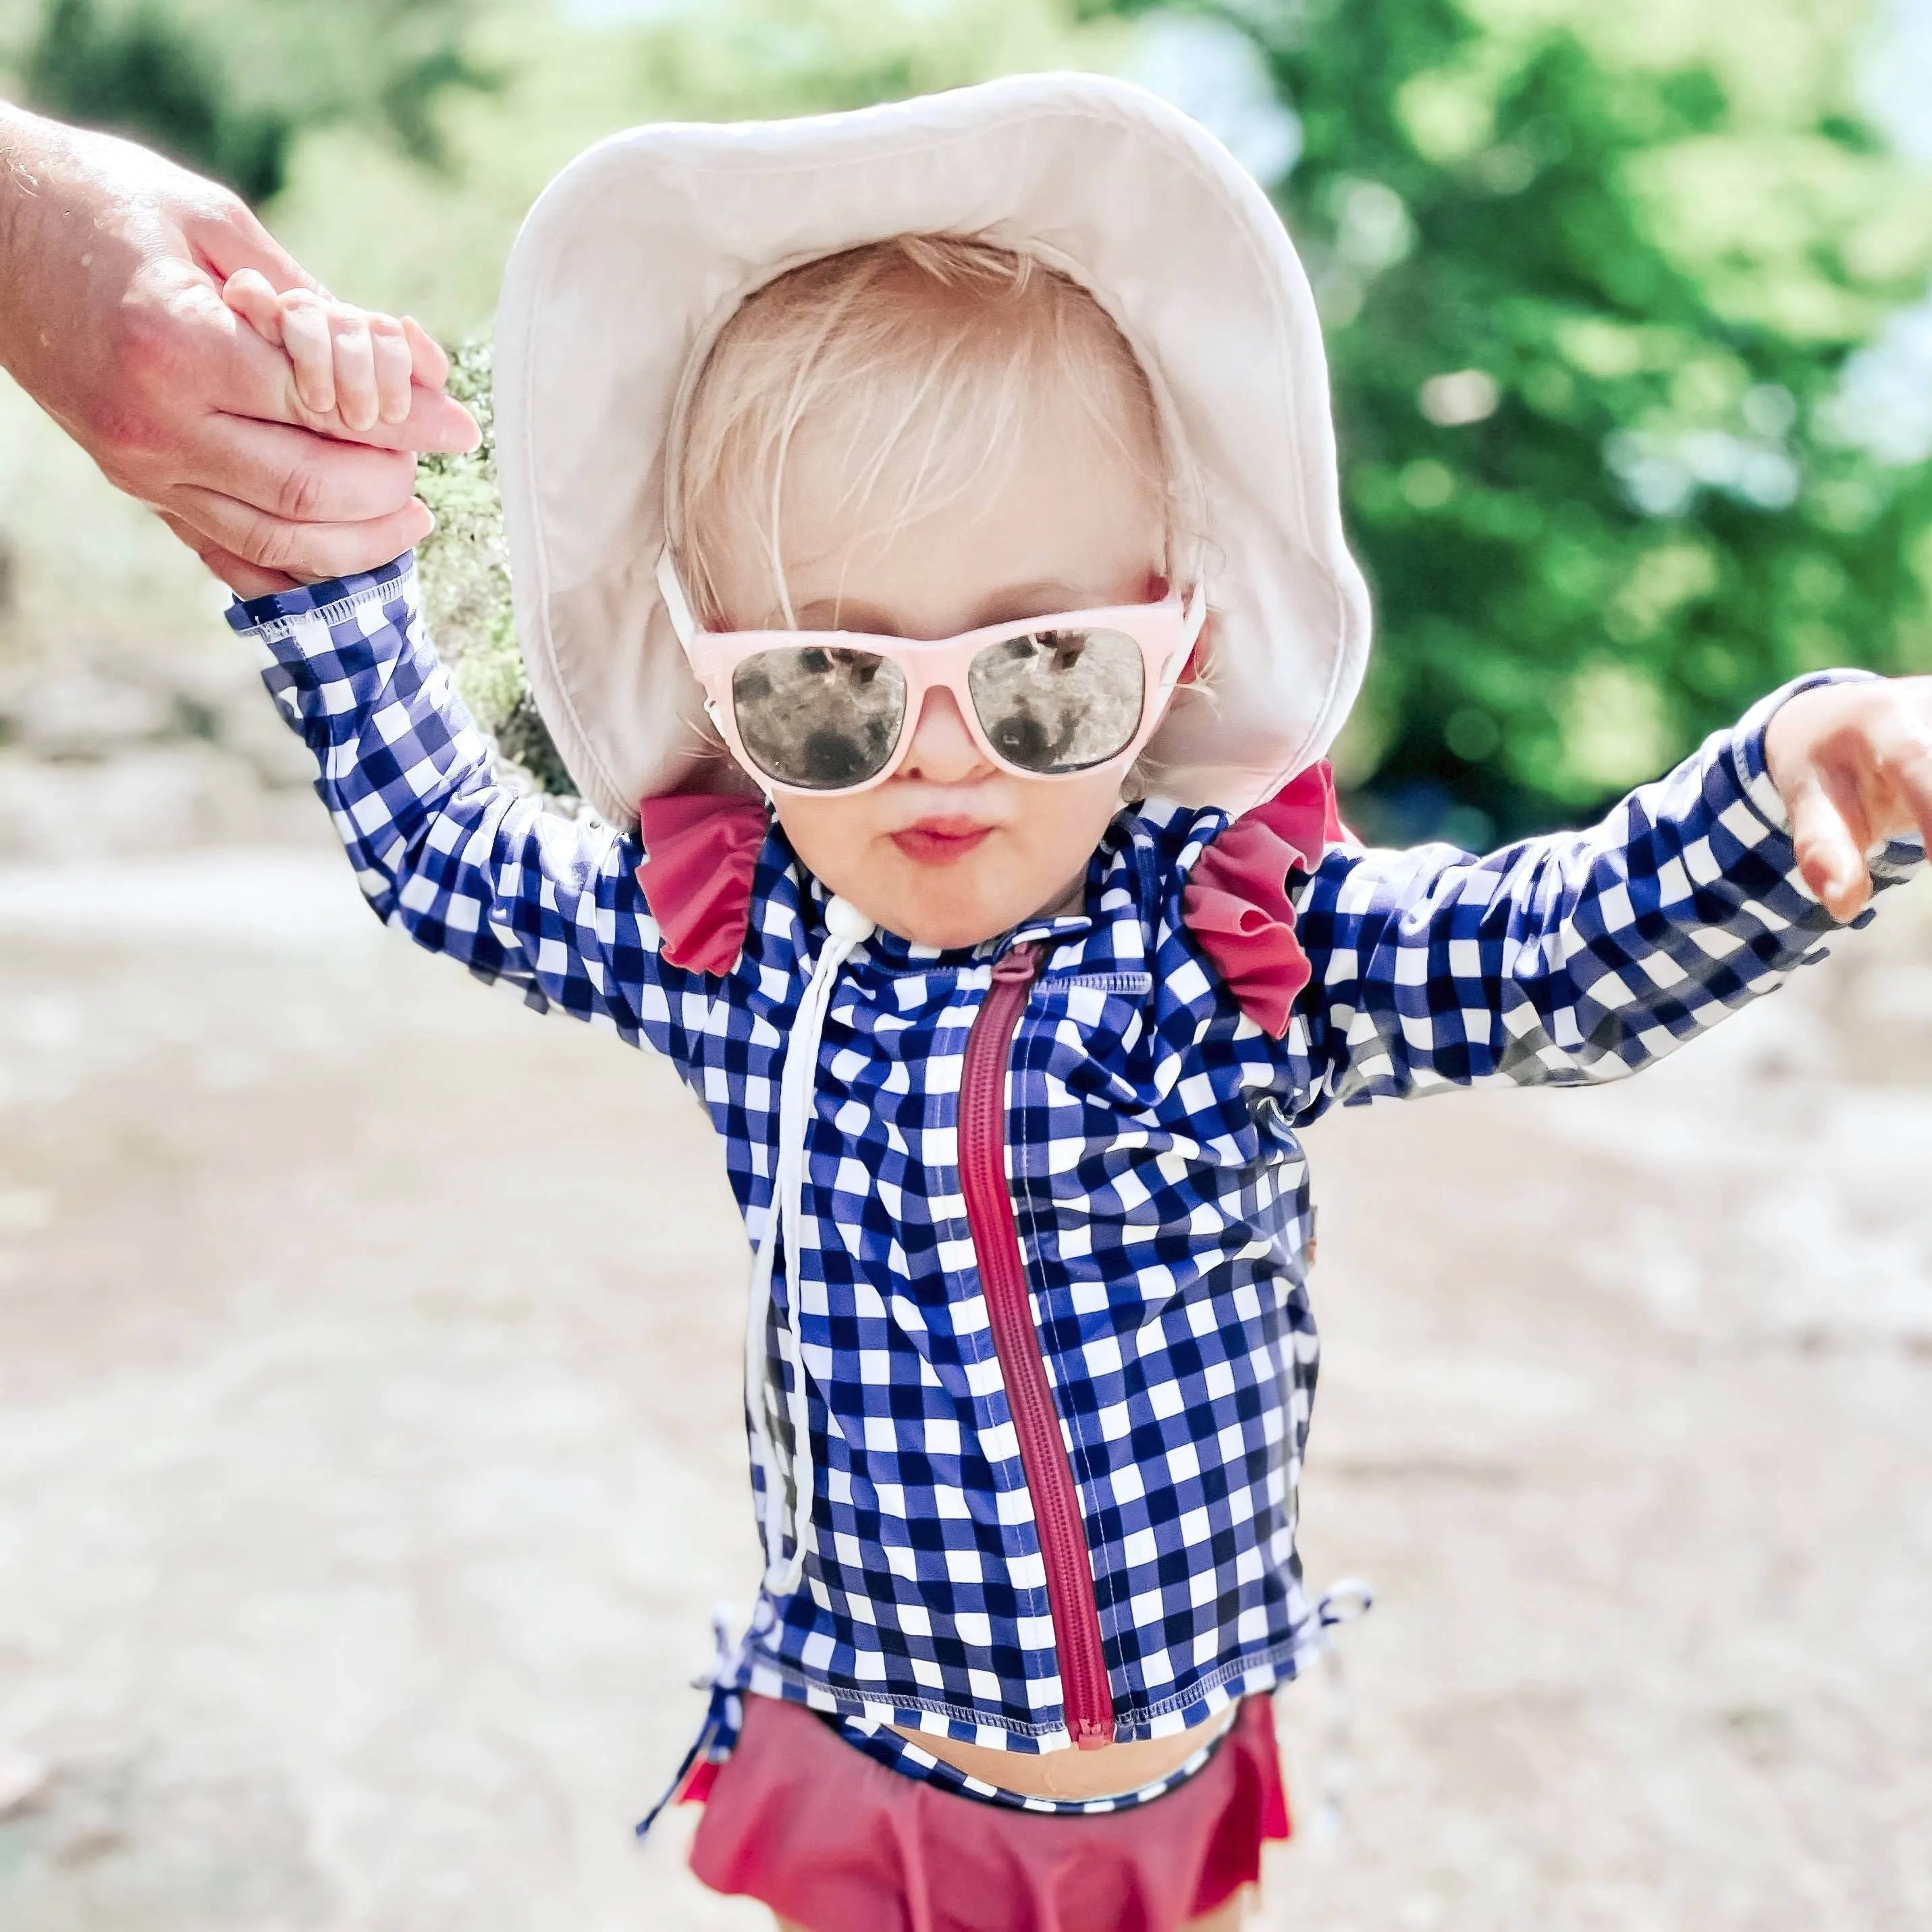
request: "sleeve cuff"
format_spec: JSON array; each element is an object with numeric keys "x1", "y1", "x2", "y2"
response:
[{"x1": 224, "y1": 551, "x2": 418, "y2": 641}]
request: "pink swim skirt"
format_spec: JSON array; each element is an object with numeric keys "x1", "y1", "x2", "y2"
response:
[{"x1": 686, "y1": 1693, "x2": 1292, "y2": 1932}]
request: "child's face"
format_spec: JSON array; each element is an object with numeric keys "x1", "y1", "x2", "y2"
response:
[{"x1": 707, "y1": 383, "x2": 1168, "y2": 948}]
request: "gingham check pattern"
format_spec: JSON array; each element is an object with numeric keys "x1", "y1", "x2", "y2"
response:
[{"x1": 230, "y1": 558, "x2": 1915, "y2": 1763}]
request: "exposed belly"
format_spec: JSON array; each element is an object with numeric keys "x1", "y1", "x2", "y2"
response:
[{"x1": 888, "y1": 1702, "x2": 1239, "y2": 1800}]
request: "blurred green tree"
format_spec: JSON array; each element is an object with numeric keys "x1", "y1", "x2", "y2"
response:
[
  {"x1": 1098, "y1": 0, "x2": 1932, "y2": 840},
  {"x1": 22, "y1": 0, "x2": 493, "y2": 203},
  {"x1": 624, "y1": 0, "x2": 1131, "y2": 120}
]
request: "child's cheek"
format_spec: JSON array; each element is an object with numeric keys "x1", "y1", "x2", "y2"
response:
[
  {"x1": 1006, "y1": 770, "x2": 1125, "y2": 910},
  {"x1": 769, "y1": 793, "x2": 871, "y2": 883},
  {"x1": 773, "y1": 790, "x2": 950, "y2": 937}
]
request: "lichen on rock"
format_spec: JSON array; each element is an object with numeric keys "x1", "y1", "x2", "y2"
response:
[{"x1": 414, "y1": 337, "x2": 577, "y2": 803}]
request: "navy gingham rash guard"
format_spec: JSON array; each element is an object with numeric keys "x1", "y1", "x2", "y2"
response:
[{"x1": 229, "y1": 556, "x2": 1918, "y2": 1769}]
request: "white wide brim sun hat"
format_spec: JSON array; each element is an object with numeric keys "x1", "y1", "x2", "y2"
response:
[{"x1": 493, "y1": 70, "x2": 1370, "y2": 832}]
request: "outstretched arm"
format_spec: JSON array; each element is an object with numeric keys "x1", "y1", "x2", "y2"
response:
[
  {"x1": 1287, "y1": 674, "x2": 1926, "y2": 1112},
  {"x1": 227, "y1": 560, "x2": 720, "y2": 1064}
]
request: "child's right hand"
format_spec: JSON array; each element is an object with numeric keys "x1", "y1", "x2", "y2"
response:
[{"x1": 222, "y1": 268, "x2": 452, "y2": 437}]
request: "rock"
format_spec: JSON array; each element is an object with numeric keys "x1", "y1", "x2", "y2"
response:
[
  {"x1": 9, "y1": 669, "x2": 173, "y2": 757},
  {"x1": 50, "y1": 1817, "x2": 127, "y2": 1865},
  {"x1": 0, "y1": 1748, "x2": 53, "y2": 1819}
]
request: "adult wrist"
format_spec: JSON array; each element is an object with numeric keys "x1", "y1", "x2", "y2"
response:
[
  {"x1": 0, "y1": 101, "x2": 43, "y2": 224},
  {"x1": 0, "y1": 103, "x2": 27, "y2": 247},
  {"x1": 0, "y1": 104, "x2": 55, "y2": 372}
]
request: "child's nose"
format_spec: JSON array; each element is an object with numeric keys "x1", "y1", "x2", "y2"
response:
[{"x1": 898, "y1": 686, "x2": 993, "y2": 784}]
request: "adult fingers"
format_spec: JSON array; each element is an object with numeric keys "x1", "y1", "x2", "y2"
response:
[
  {"x1": 401, "y1": 317, "x2": 450, "y2": 392},
  {"x1": 189, "y1": 413, "x2": 421, "y2": 525},
  {"x1": 323, "y1": 383, "x2": 479, "y2": 454},
  {"x1": 1786, "y1": 770, "x2": 1871, "y2": 921},
  {"x1": 185, "y1": 196, "x2": 321, "y2": 297},
  {"x1": 158, "y1": 512, "x2": 300, "y2": 599},
  {"x1": 371, "y1": 316, "x2": 414, "y2": 425},
  {"x1": 330, "y1": 311, "x2": 379, "y2": 434},
  {"x1": 279, "y1": 293, "x2": 336, "y2": 416},
  {"x1": 163, "y1": 481, "x2": 433, "y2": 582},
  {"x1": 396, "y1": 383, "x2": 480, "y2": 454}
]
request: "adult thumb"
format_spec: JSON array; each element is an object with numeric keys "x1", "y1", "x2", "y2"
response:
[{"x1": 187, "y1": 197, "x2": 323, "y2": 298}]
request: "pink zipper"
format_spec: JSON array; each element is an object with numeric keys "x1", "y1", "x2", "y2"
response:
[{"x1": 959, "y1": 942, "x2": 1115, "y2": 1748}]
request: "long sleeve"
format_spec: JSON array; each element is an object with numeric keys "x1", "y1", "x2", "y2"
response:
[
  {"x1": 1285, "y1": 674, "x2": 1923, "y2": 1115},
  {"x1": 227, "y1": 554, "x2": 722, "y2": 1067}
]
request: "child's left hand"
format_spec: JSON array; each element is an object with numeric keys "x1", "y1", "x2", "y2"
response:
[{"x1": 1765, "y1": 677, "x2": 1932, "y2": 920}]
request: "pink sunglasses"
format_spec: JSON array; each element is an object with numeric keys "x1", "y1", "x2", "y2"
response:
[{"x1": 656, "y1": 550, "x2": 1207, "y2": 796}]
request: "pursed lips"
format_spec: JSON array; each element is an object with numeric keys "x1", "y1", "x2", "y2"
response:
[{"x1": 888, "y1": 816, "x2": 996, "y2": 863}]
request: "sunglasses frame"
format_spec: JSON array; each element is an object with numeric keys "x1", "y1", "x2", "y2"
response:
[{"x1": 656, "y1": 549, "x2": 1208, "y2": 797}]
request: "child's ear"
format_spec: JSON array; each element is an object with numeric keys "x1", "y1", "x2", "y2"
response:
[{"x1": 1144, "y1": 569, "x2": 1171, "y2": 602}]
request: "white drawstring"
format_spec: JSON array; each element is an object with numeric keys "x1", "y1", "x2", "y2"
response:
[{"x1": 747, "y1": 893, "x2": 876, "y2": 1596}]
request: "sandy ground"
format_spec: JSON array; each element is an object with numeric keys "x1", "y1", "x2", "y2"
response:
[{"x1": 1, "y1": 821, "x2": 1930, "y2": 1932}]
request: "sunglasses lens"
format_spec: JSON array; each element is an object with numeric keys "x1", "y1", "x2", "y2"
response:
[
  {"x1": 731, "y1": 646, "x2": 907, "y2": 789},
  {"x1": 967, "y1": 628, "x2": 1146, "y2": 775}
]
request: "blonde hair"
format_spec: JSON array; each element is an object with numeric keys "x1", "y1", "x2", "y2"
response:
[{"x1": 672, "y1": 234, "x2": 1173, "y2": 628}]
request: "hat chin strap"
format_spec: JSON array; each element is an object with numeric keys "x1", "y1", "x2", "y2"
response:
[
  {"x1": 1162, "y1": 577, "x2": 1209, "y2": 699},
  {"x1": 746, "y1": 892, "x2": 876, "y2": 1597},
  {"x1": 657, "y1": 545, "x2": 700, "y2": 648}
]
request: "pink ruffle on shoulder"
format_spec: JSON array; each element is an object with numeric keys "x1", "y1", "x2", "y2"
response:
[
  {"x1": 635, "y1": 793, "x2": 768, "y2": 973},
  {"x1": 1182, "y1": 762, "x2": 1341, "y2": 1040},
  {"x1": 634, "y1": 764, "x2": 1343, "y2": 1014}
]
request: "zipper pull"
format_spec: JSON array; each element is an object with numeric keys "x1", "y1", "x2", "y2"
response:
[{"x1": 992, "y1": 942, "x2": 1042, "y2": 983}]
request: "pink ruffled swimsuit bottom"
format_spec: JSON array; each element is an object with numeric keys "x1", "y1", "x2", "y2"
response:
[{"x1": 684, "y1": 1692, "x2": 1291, "y2": 1932}]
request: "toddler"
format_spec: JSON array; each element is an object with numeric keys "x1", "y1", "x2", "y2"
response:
[{"x1": 220, "y1": 76, "x2": 1927, "y2": 1932}]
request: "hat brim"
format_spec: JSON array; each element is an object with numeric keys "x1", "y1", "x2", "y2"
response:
[{"x1": 495, "y1": 71, "x2": 1370, "y2": 830}]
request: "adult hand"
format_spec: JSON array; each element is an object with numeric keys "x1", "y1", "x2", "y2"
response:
[
  {"x1": 0, "y1": 105, "x2": 479, "y2": 598},
  {"x1": 1765, "y1": 676, "x2": 1932, "y2": 920}
]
